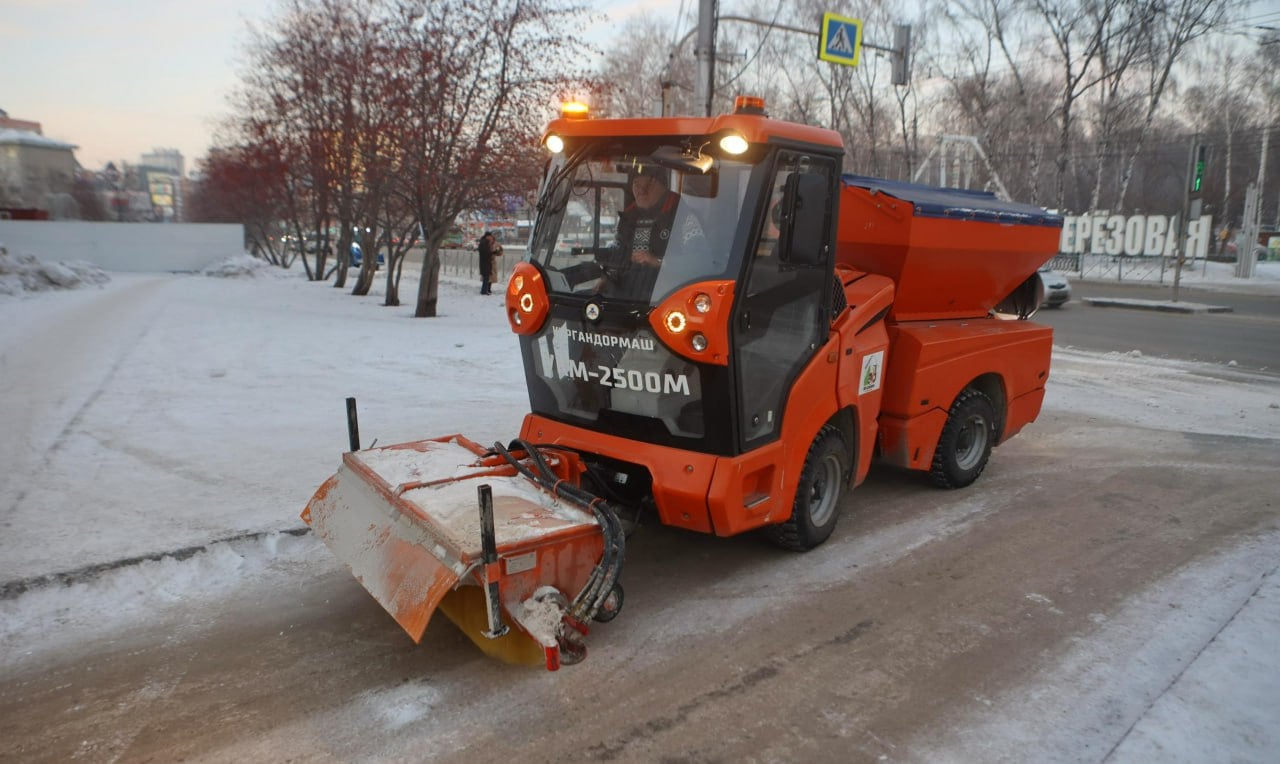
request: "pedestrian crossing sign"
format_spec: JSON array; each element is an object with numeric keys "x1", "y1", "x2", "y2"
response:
[{"x1": 819, "y1": 13, "x2": 862, "y2": 67}]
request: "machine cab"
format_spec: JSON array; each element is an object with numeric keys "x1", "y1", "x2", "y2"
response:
[{"x1": 509, "y1": 110, "x2": 844, "y2": 459}]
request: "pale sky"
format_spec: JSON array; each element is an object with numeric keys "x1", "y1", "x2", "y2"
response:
[
  {"x1": 6, "y1": 1, "x2": 1279, "y2": 173},
  {"x1": 1, "y1": 0, "x2": 687, "y2": 173}
]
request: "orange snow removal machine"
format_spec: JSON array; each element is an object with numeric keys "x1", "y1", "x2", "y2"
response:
[{"x1": 303, "y1": 98, "x2": 1063, "y2": 670}]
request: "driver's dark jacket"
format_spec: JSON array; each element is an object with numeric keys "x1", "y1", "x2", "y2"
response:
[{"x1": 616, "y1": 192, "x2": 680, "y2": 260}]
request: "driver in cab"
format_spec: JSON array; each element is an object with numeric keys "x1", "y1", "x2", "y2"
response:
[
  {"x1": 601, "y1": 163, "x2": 704, "y2": 298},
  {"x1": 618, "y1": 164, "x2": 681, "y2": 268}
]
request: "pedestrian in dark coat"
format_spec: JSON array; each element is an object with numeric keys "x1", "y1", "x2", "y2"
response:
[{"x1": 478, "y1": 231, "x2": 503, "y2": 295}]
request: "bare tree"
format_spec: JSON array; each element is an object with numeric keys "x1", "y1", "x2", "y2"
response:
[
  {"x1": 928, "y1": 0, "x2": 1055, "y2": 201},
  {"x1": 1085, "y1": 0, "x2": 1152, "y2": 211},
  {"x1": 1114, "y1": 0, "x2": 1240, "y2": 208},
  {"x1": 386, "y1": 0, "x2": 596, "y2": 317},
  {"x1": 1183, "y1": 39, "x2": 1253, "y2": 230},
  {"x1": 232, "y1": 0, "x2": 393, "y2": 287},
  {"x1": 1035, "y1": 0, "x2": 1117, "y2": 210},
  {"x1": 597, "y1": 14, "x2": 681, "y2": 117},
  {"x1": 188, "y1": 144, "x2": 293, "y2": 266}
]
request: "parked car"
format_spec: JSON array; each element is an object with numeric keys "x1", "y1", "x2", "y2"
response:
[
  {"x1": 1038, "y1": 265, "x2": 1072, "y2": 308},
  {"x1": 350, "y1": 243, "x2": 384, "y2": 269}
]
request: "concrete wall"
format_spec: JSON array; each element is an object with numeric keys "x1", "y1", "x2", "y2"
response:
[{"x1": 0, "y1": 221, "x2": 244, "y2": 272}]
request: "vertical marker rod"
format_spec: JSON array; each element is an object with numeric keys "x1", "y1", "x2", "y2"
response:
[
  {"x1": 345, "y1": 397, "x2": 360, "y2": 452},
  {"x1": 478, "y1": 484, "x2": 509, "y2": 639}
]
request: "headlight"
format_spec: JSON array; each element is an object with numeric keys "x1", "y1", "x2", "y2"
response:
[{"x1": 719, "y1": 133, "x2": 749, "y2": 155}]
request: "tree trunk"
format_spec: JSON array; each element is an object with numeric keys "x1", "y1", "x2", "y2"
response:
[
  {"x1": 414, "y1": 246, "x2": 441, "y2": 318},
  {"x1": 1056, "y1": 101, "x2": 1072, "y2": 211},
  {"x1": 384, "y1": 256, "x2": 401, "y2": 307},
  {"x1": 1224, "y1": 126, "x2": 1234, "y2": 236},
  {"x1": 1029, "y1": 143, "x2": 1044, "y2": 207},
  {"x1": 1089, "y1": 135, "x2": 1108, "y2": 211}
]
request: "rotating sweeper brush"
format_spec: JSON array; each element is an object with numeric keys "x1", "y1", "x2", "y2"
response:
[{"x1": 301, "y1": 403, "x2": 626, "y2": 669}]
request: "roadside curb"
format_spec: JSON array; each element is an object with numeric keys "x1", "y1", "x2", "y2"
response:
[{"x1": 1083, "y1": 297, "x2": 1234, "y2": 314}]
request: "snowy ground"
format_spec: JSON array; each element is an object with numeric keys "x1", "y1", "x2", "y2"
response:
[{"x1": 0, "y1": 253, "x2": 1277, "y2": 759}]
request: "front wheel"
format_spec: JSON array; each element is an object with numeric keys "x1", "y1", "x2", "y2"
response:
[
  {"x1": 765, "y1": 426, "x2": 849, "y2": 552},
  {"x1": 929, "y1": 389, "x2": 997, "y2": 489}
]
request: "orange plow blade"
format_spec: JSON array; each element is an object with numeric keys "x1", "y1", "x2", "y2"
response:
[{"x1": 302, "y1": 435, "x2": 617, "y2": 669}]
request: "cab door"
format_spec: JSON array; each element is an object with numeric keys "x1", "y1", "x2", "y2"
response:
[{"x1": 733, "y1": 150, "x2": 837, "y2": 450}]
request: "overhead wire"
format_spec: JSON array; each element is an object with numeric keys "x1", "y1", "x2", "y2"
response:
[{"x1": 717, "y1": 0, "x2": 786, "y2": 92}]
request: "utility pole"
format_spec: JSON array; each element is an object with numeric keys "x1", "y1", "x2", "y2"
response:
[
  {"x1": 693, "y1": 0, "x2": 717, "y2": 117},
  {"x1": 1239, "y1": 184, "x2": 1260, "y2": 279}
]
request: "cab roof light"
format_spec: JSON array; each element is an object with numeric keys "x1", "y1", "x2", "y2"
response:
[
  {"x1": 545, "y1": 134, "x2": 565, "y2": 154},
  {"x1": 733, "y1": 96, "x2": 767, "y2": 116},
  {"x1": 560, "y1": 101, "x2": 590, "y2": 120},
  {"x1": 718, "y1": 132, "x2": 749, "y2": 155}
]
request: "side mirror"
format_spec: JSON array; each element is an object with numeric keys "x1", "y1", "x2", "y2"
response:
[{"x1": 778, "y1": 172, "x2": 831, "y2": 266}]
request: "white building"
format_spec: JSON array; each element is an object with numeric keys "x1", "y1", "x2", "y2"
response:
[{"x1": 0, "y1": 128, "x2": 78, "y2": 214}]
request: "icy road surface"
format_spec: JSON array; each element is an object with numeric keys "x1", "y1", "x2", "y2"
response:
[{"x1": 0, "y1": 266, "x2": 1277, "y2": 761}]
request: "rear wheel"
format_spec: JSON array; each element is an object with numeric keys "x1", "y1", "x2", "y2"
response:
[
  {"x1": 765, "y1": 426, "x2": 849, "y2": 552},
  {"x1": 929, "y1": 389, "x2": 996, "y2": 489}
]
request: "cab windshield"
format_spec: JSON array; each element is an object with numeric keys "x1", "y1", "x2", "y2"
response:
[{"x1": 529, "y1": 141, "x2": 753, "y2": 304}]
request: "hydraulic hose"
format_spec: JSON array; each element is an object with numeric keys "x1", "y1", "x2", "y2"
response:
[
  {"x1": 491, "y1": 440, "x2": 626, "y2": 623},
  {"x1": 517, "y1": 441, "x2": 624, "y2": 622}
]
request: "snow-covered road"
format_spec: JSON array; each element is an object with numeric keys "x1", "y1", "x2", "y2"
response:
[{"x1": 0, "y1": 264, "x2": 1277, "y2": 761}]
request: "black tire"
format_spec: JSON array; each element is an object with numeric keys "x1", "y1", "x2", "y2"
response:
[
  {"x1": 765, "y1": 426, "x2": 849, "y2": 552},
  {"x1": 929, "y1": 389, "x2": 997, "y2": 489}
]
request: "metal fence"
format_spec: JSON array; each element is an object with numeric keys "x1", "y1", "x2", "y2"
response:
[
  {"x1": 435, "y1": 246, "x2": 525, "y2": 282},
  {"x1": 1046, "y1": 252, "x2": 1208, "y2": 284}
]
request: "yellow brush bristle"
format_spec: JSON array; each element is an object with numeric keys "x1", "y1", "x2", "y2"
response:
[{"x1": 437, "y1": 586, "x2": 546, "y2": 666}]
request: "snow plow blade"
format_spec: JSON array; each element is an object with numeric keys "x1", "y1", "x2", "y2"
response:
[{"x1": 302, "y1": 435, "x2": 623, "y2": 670}]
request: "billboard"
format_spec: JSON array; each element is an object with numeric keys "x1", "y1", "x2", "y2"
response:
[{"x1": 1059, "y1": 214, "x2": 1213, "y2": 259}]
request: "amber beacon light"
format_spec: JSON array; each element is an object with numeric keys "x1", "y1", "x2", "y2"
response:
[
  {"x1": 560, "y1": 101, "x2": 590, "y2": 120},
  {"x1": 733, "y1": 95, "x2": 766, "y2": 115}
]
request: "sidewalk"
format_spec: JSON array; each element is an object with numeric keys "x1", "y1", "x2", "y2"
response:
[
  {"x1": 1082, "y1": 296, "x2": 1234, "y2": 314},
  {"x1": 1069, "y1": 260, "x2": 1279, "y2": 312}
]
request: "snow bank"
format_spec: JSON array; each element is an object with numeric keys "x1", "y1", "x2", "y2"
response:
[
  {"x1": 0, "y1": 531, "x2": 324, "y2": 669},
  {"x1": 201, "y1": 253, "x2": 273, "y2": 278},
  {"x1": 1045, "y1": 346, "x2": 1280, "y2": 440},
  {"x1": 0, "y1": 242, "x2": 111, "y2": 296}
]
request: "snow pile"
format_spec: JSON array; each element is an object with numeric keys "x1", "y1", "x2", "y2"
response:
[
  {"x1": 1046, "y1": 347, "x2": 1280, "y2": 440},
  {"x1": 0, "y1": 242, "x2": 111, "y2": 296},
  {"x1": 0, "y1": 531, "x2": 322, "y2": 669},
  {"x1": 202, "y1": 253, "x2": 273, "y2": 278}
]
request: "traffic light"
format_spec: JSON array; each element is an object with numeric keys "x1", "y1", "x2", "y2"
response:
[
  {"x1": 1190, "y1": 143, "x2": 1208, "y2": 197},
  {"x1": 891, "y1": 25, "x2": 912, "y2": 86}
]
